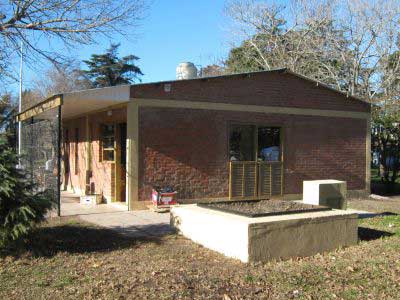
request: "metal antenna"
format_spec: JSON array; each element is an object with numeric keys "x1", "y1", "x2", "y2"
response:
[{"x1": 17, "y1": 41, "x2": 23, "y2": 167}]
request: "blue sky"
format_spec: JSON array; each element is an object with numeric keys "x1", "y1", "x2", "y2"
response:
[{"x1": 15, "y1": 0, "x2": 231, "y2": 92}]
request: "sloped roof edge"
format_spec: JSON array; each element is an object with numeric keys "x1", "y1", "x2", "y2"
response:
[{"x1": 131, "y1": 68, "x2": 368, "y2": 105}]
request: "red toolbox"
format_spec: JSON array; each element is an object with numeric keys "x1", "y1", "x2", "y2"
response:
[{"x1": 151, "y1": 188, "x2": 177, "y2": 208}]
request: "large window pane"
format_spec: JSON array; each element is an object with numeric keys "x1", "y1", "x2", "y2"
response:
[
  {"x1": 229, "y1": 125, "x2": 255, "y2": 161},
  {"x1": 258, "y1": 127, "x2": 280, "y2": 161}
]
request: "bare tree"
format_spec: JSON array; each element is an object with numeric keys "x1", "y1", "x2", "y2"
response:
[
  {"x1": 20, "y1": 89, "x2": 41, "y2": 111},
  {"x1": 199, "y1": 64, "x2": 225, "y2": 77},
  {"x1": 0, "y1": 0, "x2": 147, "y2": 78},
  {"x1": 224, "y1": 0, "x2": 400, "y2": 100},
  {"x1": 33, "y1": 60, "x2": 91, "y2": 99},
  {"x1": 225, "y1": 0, "x2": 400, "y2": 185}
]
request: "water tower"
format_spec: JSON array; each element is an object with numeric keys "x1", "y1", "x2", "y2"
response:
[{"x1": 176, "y1": 62, "x2": 198, "y2": 80}]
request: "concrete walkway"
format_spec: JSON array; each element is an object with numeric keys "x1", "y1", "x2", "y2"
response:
[
  {"x1": 59, "y1": 192, "x2": 172, "y2": 238},
  {"x1": 58, "y1": 193, "x2": 378, "y2": 239},
  {"x1": 79, "y1": 210, "x2": 172, "y2": 238},
  {"x1": 60, "y1": 191, "x2": 128, "y2": 216}
]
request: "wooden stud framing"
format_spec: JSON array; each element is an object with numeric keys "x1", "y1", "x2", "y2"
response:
[
  {"x1": 254, "y1": 162, "x2": 258, "y2": 197},
  {"x1": 241, "y1": 163, "x2": 245, "y2": 197},
  {"x1": 269, "y1": 164, "x2": 273, "y2": 197},
  {"x1": 228, "y1": 161, "x2": 283, "y2": 200}
]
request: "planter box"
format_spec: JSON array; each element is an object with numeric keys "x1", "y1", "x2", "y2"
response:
[
  {"x1": 303, "y1": 180, "x2": 347, "y2": 209},
  {"x1": 171, "y1": 204, "x2": 357, "y2": 263}
]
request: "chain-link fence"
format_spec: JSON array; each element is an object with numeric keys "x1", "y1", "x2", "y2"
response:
[{"x1": 20, "y1": 106, "x2": 61, "y2": 215}]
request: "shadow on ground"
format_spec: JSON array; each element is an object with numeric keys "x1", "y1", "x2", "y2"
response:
[
  {"x1": 358, "y1": 227, "x2": 394, "y2": 241},
  {"x1": 378, "y1": 212, "x2": 398, "y2": 216},
  {"x1": 371, "y1": 182, "x2": 400, "y2": 196},
  {"x1": 2, "y1": 219, "x2": 171, "y2": 258}
]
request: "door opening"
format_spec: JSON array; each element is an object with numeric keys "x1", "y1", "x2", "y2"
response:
[
  {"x1": 228, "y1": 124, "x2": 283, "y2": 199},
  {"x1": 118, "y1": 123, "x2": 127, "y2": 202},
  {"x1": 63, "y1": 129, "x2": 70, "y2": 190}
]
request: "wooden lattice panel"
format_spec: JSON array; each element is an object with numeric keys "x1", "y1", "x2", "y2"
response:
[
  {"x1": 229, "y1": 163, "x2": 244, "y2": 198},
  {"x1": 258, "y1": 163, "x2": 271, "y2": 197},
  {"x1": 243, "y1": 163, "x2": 257, "y2": 197},
  {"x1": 229, "y1": 161, "x2": 283, "y2": 199},
  {"x1": 270, "y1": 163, "x2": 283, "y2": 196}
]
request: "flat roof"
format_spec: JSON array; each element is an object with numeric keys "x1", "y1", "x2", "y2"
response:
[{"x1": 16, "y1": 85, "x2": 130, "y2": 122}]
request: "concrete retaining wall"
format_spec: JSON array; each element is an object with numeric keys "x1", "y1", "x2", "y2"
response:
[{"x1": 171, "y1": 205, "x2": 358, "y2": 263}]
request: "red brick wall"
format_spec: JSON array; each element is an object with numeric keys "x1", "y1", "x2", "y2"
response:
[
  {"x1": 131, "y1": 71, "x2": 370, "y2": 113},
  {"x1": 62, "y1": 107, "x2": 127, "y2": 201},
  {"x1": 138, "y1": 107, "x2": 367, "y2": 202}
]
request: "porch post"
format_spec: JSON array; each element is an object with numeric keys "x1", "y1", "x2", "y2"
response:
[
  {"x1": 126, "y1": 100, "x2": 139, "y2": 210},
  {"x1": 57, "y1": 100, "x2": 62, "y2": 217},
  {"x1": 366, "y1": 117, "x2": 371, "y2": 195}
]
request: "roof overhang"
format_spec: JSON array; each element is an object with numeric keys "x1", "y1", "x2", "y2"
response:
[
  {"x1": 62, "y1": 85, "x2": 130, "y2": 119},
  {"x1": 15, "y1": 85, "x2": 131, "y2": 122},
  {"x1": 15, "y1": 95, "x2": 62, "y2": 122}
]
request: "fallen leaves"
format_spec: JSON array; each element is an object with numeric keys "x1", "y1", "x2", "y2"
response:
[{"x1": 0, "y1": 215, "x2": 400, "y2": 299}]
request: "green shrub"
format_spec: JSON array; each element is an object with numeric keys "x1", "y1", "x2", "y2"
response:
[
  {"x1": 0, "y1": 136, "x2": 53, "y2": 247},
  {"x1": 0, "y1": 95, "x2": 52, "y2": 247}
]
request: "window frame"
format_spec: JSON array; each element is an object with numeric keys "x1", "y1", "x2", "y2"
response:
[
  {"x1": 100, "y1": 123, "x2": 116, "y2": 163},
  {"x1": 227, "y1": 121, "x2": 284, "y2": 162}
]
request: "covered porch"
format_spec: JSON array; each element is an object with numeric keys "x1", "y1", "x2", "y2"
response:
[{"x1": 16, "y1": 85, "x2": 134, "y2": 216}]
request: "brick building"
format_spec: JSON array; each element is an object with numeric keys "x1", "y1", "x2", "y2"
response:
[{"x1": 16, "y1": 69, "x2": 371, "y2": 211}]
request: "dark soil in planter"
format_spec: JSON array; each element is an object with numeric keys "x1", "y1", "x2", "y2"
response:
[{"x1": 197, "y1": 200, "x2": 331, "y2": 217}]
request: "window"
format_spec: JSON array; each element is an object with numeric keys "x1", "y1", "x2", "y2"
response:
[
  {"x1": 74, "y1": 128, "x2": 79, "y2": 175},
  {"x1": 119, "y1": 123, "x2": 127, "y2": 166},
  {"x1": 229, "y1": 125, "x2": 255, "y2": 161},
  {"x1": 257, "y1": 127, "x2": 281, "y2": 162},
  {"x1": 101, "y1": 124, "x2": 115, "y2": 162},
  {"x1": 229, "y1": 124, "x2": 281, "y2": 161}
]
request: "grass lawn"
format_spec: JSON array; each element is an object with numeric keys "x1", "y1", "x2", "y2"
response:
[
  {"x1": 0, "y1": 211, "x2": 399, "y2": 300},
  {"x1": 371, "y1": 168, "x2": 400, "y2": 183}
]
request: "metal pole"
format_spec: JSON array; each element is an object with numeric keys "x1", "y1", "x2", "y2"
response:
[
  {"x1": 18, "y1": 41, "x2": 23, "y2": 165},
  {"x1": 57, "y1": 102, "x2": 62, "y2": 217}
]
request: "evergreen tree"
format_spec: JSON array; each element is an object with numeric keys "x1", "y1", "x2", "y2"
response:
[
  {"x1": 0, "y1": 96, "x2": 52, "y2": 248},
  {"x1": 225, "y1": 40, "x2": 265, "y2": 74},
  {"x1": 82, "y1": 43, "x2": 143, "y2": 88}
]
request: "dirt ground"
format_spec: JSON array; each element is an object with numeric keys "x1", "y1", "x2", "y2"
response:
[
  {"x1": 202, "y1": 200, "x2": 328, "y2": 217},
  {"x1": 348, "y1": 195, "x2": 400, "y2": 214},
  {"x1": 1, "y1": 197, "x2": 400, "y2": 300}
]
